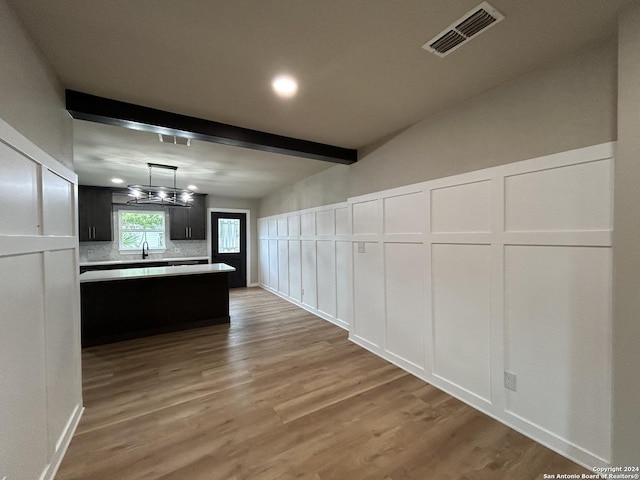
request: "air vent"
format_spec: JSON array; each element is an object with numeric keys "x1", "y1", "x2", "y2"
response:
[
  {"x1": 422, "y1": 2, "x2": 504, "y2": 57},
  {"x1": 158, "y1": 134, "x2": 191, "y2": 146}
]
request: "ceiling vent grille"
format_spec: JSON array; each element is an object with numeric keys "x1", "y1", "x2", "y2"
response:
[
  {"x1": 422, "y1": 2, "x2": 504, "y2": 57},
  {"x1": 159, "y1": 134, "x2": 191, "y2": 146}
]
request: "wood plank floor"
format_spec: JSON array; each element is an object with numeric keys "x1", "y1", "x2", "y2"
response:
[{"x1": 57, "y1": 287, "x2": 589, "y2": 480}]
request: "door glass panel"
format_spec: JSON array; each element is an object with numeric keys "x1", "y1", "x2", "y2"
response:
[{"x1": 218, "y1": 218, "x2": 241, "y2": 253}]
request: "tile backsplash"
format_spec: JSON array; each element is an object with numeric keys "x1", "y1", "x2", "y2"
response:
[{"x1": 79, "y1": 208, "x2": 208, "y2": 262}]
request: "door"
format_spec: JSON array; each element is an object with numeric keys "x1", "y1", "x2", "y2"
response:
[{"x1": 211, "y1": 212, "x2": 246, "y2": 288}]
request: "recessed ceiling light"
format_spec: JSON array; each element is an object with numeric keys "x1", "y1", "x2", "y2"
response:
[
  {"x1": 187, "y1": 185, "x2": 198, "y2": 190},
  {"x1": 111, "y1": 178, "x2": 124, "y2": 184},
  {"x1": 272, "y1": 75, "x2": 298, "y2": 98}
]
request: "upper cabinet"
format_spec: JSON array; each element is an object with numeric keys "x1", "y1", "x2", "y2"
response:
[
  {"x1": 170, "y1": 194, "x2": 206, "y2": 240},
  {"x1": 78, "y1": 186, "x2": 113, "y2": 242}
]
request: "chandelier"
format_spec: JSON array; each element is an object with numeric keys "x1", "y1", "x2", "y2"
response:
[{"x1": 127, "y1": 163, "x2": 194, "y2": 208}]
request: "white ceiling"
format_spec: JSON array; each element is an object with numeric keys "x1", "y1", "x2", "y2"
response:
[{"x1": 10, "y1": 0, "x2": 631, "y2": 199}]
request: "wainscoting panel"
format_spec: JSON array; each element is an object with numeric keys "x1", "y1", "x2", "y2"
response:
[
  {"x1": 259, "y1": 203, "x2": 351, "y2": 329},
  {"x1": 268, "y1": 218, "x2": 277, "y2": 237},
  {"x1": 260, "y1": 143, "x2": 614, "y2": 469},
  {"x1": 353, "y1": 242, "x2": 384, "y2": 346},
  {"x1": 316, "y1": 240, "x2": 336, "y2": 318},
  {"x1": 347, "y1": 142, "x2": 614, "y2": 469},
  {"x1": 0, "y1": 141, "x2": 40, "y2": 235},
  {"x1": 431, "y1": 180, "x2": 491, "y2": 233},
  {"x1": 277, "y1": 217, "x2": 288, "y2": 237},
  {"x1": 0, "y1": 252, "x2": 49, "y2": 480},
  {"x1": 352, "y1": 200, "x2": 379, "y2": 235},
  {"x1": 301, "y1": 240, "x2": 317, "y2": 309},
  {"x1": 42, "y1": 168, "x2": 75, "y2": 236},
  {"x1": 335, "y1": 240, "x2": 352, "y2": 327},
  {"x1": 301, "y1": 212, "x2": 315, "y2": 236},
  {"x1": 277, "y1": 240, "x2": 289, "y2": 296},
  {"x1": 432, "y1": 243, "x2": 492, "y2": 402},
  {"x1": 504, "y1": 159, "x2": 612, "y2": 233},
  {"x1": 288, "y1": 214, "x2": 300, "y2": 237},
  {"x1": 383, "y1": 192, "x2": 425, "y2": 235},
  {"x1": 316, "y1": 209, "x2": 335, "y2": 236},
  {"x1": 44, "y1": 249, "x2": 82, "y2": 454},
  {"x1": 0, "y1": 119, "x2": 82, "y2": 480},
  {"x1": 268, "y1": 239, "x2": 278, "y2": 291},
  {"x1": 504, "y1": 245, "x2": 612, "y2": 460},
  {"x1": 259, "y1": 239, "x2": 269, "y2": 288},
  {"x1": 288, "y1": 240, "x2": 301, "y2": 302},
  {"x1": 335, "y1": 207, "x2": 349, "y2": 235},
  {"x1": 384, "y1": 242, "x2": 426, "y2": 368}
]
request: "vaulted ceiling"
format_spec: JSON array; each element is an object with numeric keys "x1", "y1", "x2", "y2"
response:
[{"x1": 10, "y1": 0, "x2": 631, "y2": 198}]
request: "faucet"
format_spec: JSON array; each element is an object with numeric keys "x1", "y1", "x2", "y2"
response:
[{"x1": 142, "y1": 240, "x2": 149, "y2": 259}]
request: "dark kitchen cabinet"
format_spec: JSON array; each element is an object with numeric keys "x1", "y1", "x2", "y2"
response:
[
  {"x1": 170, "y1": 194, "x2": 206, "y2": 240},
  {"x1": 79, "y1": 186, "x2": 113, "y2": 242}
]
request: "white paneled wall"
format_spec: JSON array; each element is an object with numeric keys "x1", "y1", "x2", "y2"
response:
[
  {"x1": 259, "y1": 203, "x2": 351, "y2": 329},
  {"x1": 349, "y1": 143, "x2": 614, "y2": 469},
  {"x1": 0, "y1": 120, "x2": 83, "y2": 480}
]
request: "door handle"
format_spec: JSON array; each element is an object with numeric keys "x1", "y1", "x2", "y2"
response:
[{"x1": 92, "y1": 226, "x2": 96, "y2": 239}]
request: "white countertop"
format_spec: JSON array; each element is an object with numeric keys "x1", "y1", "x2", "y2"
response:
[
  {"x1": 79, "y1": 256, "x2": 210, "y2": 267},
  {"x1": 80, "y1": 263, "x2": 235, "y2": 283}
]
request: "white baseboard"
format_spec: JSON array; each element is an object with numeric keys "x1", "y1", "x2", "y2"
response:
[
  {"x1": 40, "y1": 403, "x2": 84, "y2": 480},
  {"x1": 348, "y1": 332, "x2": 607, "y2": 470},
  {"x1": 260, "y1": 285, "x2": 349, "y2": 331}
]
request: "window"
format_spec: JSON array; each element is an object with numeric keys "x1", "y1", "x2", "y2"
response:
[
  {"x1": 218, "y1": 218, "x2": 240, "y2": 253},
  {"x1": 118, "y1": 210, "x2": 166, "y2": 252}
]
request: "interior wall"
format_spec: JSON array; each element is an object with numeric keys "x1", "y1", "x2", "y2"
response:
[
  {"x1": 347, "y1": 143, "x2": 614, "y2": 468},
  {"x1": 258, "y1": 202, "x2": 352, "y2": 329},
  {"x1": 258, "y1": 39, "x2": 617, "y2": 218},
  {"x1": 207, "y1": 195, "x2": 260, "y2": 285},
  {"x1": 350, "y1": 39, "x2": 617, "y2": 197},
  {"x1": 0, "y1": 0, "x2": 73, "y2": 169},
  {"x1": 611, "y1": 1, "x2": 640, "y2": 465},
  {"x1": 255, "y1": 28, "x2": 628, "y2": 465},
  {"x1": 0, "y1": 4, "x2": 81, "y2": 479},
  {"x1": 0, "y1": 122, "x2": 81, "y2": 480},
  {"x1": 259, "y1": 164, "x2": 349, "y2": 217}
]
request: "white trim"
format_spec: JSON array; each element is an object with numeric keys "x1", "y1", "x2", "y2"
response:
[
  {"x1": 1, "y1": 119, "x2": 83, "y2": 480},
  {"x1": 40, "y1": 404, "x2": 84, "y2": 480},
  {"x1": 0, "y1": 118, "x2": 76, "y2": 183},
  {"x1": 117, "y1": 209, "x2": 167, "y2": 252},
  {"x1": 346, "y1": 141, "x2": 614, "y2": 469},
  {"x1": 262, "y1": 285, "x2": 349, "y2": 330},
  {"x1": 349, "y1": 333, "x2": 602, "y2": 470},
  {"x1": 207, "y1": 207, "x2": 251, "y2": 287},
  {"x1": 258, "y1": 202, "x2": 351, "y2": 328},
  {"x1": 0, "y1": 235, "x2": 77, "y2": 257}
]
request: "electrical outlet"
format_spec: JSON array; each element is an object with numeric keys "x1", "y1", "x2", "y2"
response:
[
  {"x1": 358, "y1": 242, "x2": 365, "y2": 253},
  {"x1": 504, "y1": 371, "x2": 517, "y2": 391}
]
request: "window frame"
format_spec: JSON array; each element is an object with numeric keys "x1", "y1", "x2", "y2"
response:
[{"x1": 117, "y1": 209, "x2": 167, "y2": 254}]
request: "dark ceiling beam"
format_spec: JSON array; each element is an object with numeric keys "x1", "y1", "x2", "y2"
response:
[{"x1": 65, "y1": 90, "x2": 358, "y2": 165}]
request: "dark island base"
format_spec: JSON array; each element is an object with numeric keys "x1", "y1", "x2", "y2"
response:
[{"x1": 81, "y1": 272, "x2": 230, "y2": 347}]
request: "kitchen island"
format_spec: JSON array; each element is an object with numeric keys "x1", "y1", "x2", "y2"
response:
[{"x1": 80, "y1": 263, "x2": 235, "y2": 346}]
